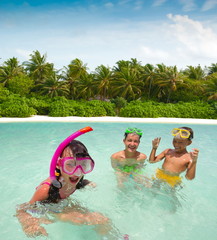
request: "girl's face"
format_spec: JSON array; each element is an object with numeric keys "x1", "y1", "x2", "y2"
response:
[
  {"x1": 60, "y1": 165, "x2": 84, "y2": 185},
  {"x1": 123, "y1": 133, "x2": 140, "y2": 153},
  {"x1": 59, "y1": 148, "x2": 84, "y2": 185}
]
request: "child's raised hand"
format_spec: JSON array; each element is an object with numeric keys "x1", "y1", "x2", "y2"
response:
[
  {"x1": 190, "y1": 148, "x2": 199, "y2": 162},
  {"x1": 152, "y1": 137, "x2": 161, "y2": 149}
]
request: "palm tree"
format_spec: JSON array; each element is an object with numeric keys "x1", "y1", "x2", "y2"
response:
[
  {"x1": 62, "y1": 58, "x2": 88, "y2": 99},
  {"x1": 129, "y1": 58, "x2": 143, "y2": 73},
  {"x1": 76, "y1": 73, "x2": 95, "y2": 100},
  {"x1": 38, "y1": 71, "x2": 69, "y2": 98},
  {"x1": 94, "y1": 65, "x2": 113, "y2": 100},
  {"x1": 113, "y1": 60, "x2": 131, "y2": 72},
  {"x1": 141, "y1": 63, "x2": 156, "y2": 99},
  {"x1": 204, "y1": 73, "x2": 217, "y2": 100},
  {"x1": 0, "y1": 57, "x2": 24, "y2": 86},
  {"x1": 113, "y1": 58, "x2": 142, "y2": 73},
  {"x1": 24, "y1": 50, "x2": 53, "y2": 85},
  {"x1": 111, "y1": 66, "x2": 143, "y2": 101},
  {"x1": 182, "y1": 65, "x2": 206, "y2": 80},
  {"x1": 207, "y1": 63, "x2": 217, "y2": 75},
  {"x1": 155, "y1": 64, "x2": 184, "y2": 102}
]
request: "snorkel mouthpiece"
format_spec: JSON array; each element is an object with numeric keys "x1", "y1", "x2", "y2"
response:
[{"x1": 49, "y1": 126, "x2": 93, "y2": 188}]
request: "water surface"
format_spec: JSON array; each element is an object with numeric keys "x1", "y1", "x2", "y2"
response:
[{"x1": 0, "y1": 122, "x2": 217, "y2": 240}]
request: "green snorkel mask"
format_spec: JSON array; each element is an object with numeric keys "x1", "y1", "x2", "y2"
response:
[{"x1": 125, "y1": 128, "x2": 143, "y2": 136}]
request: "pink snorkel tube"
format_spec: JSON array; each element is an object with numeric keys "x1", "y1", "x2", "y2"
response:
[{"x1": 49, "y1": 126, "x2": 93, "y2": 188}]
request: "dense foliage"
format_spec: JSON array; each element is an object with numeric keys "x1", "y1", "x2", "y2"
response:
[{"x1": 0, "y1": 51, "x2": 216, "y2": 118}]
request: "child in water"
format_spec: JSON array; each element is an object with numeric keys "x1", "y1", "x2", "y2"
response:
[
  {"x1": 149, "y1": 127, "x2": 199, "y2": 187},
  {"x1": 111, "y1": 128, "x2": 147, "y2": 186},
  {"x1": 16, "y1": 129, "x2": 124, "y2": 239}
]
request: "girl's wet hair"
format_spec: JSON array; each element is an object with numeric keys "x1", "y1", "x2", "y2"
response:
[
  {"x1": 44, "y1": 140, "x2": 92, "y2": 203},
  {"x1": 67, "y1": 140, "x2": 91, "y2": 158}
]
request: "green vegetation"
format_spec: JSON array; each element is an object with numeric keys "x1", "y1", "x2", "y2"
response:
[{"x1": 0, "y1": 50, "x2": 216, "y2": 119}]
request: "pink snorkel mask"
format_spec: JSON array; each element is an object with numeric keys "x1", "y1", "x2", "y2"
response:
[
  {"x1": 49, "y1": 126, "x2": 93, "y2": 188},
  {"x1": 58, "y1": 157, "x2": 94, "y2": 176}
]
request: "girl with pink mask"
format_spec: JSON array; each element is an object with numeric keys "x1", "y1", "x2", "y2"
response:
[{"x1": 16, "y1": 127, "x2": 126, "y2": 239}]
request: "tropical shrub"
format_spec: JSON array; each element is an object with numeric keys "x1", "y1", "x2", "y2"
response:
[
  {"x1": 120, "y1": 101, "x2": 217, "y2": 119},
  {"x1": 1, "y1": 96, "x2": 36, "y2": 117},
  {"x1": 110, "y1": 97, "x2": 127, "y2": 115},
  {"x1": 0, "y1": 85, "x2": 10, "y2": 103},
  {"x1": 169, "y1": 89, "x2": 201, "y2": 102},
  {"x1": 49, "y1": 100, "x2": 75, "y2": 117},
  {"x1": 84, "y1": 100, "x2": 115, "y2": 116},
  {"x1": 7, "y1": 75, "x2": 33, "y2": 96},
  {"x1": 174, "y1": 101, "x2": 217, "y2": 119},
  {"x1": 99, "y1": 101, "x2": 116, "y2": 116},
  {"x1": 27, "y1": 97, "x2": 50, "y2": 115},
  {"x1": 120, "y1": 101, "x2": 159, "y2": 118},
  {"x1": 84, "y1": 101, "x2": 107, "y2": 116}
]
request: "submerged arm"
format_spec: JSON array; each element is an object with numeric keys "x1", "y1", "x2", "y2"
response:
[
  {"x1": 16, "y1": 184, "x2": 51, "y2": 237},
  {"x1": 110, "y1": 155, "x2": 120, "y2": 169},
  {"x1": 16, "y1": 202, "x2": 51, "y2": 237}
]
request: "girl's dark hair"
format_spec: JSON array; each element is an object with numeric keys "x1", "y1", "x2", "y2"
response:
[
  {"x1": 68, "y1": 140, "x2": 90, "y2": 158},
  {"x1": 46, "y1": 169, "x2": 61, "y2": 203},
  {"x1": 44, "y1": 140, "x2": 92, "y2": 203}
]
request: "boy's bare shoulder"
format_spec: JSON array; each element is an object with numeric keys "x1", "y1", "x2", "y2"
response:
[
  {"x1": 165, "y1": 148, "x2": 173, "y2": 154},
  {"x1": 138, "y1": 152, "x2": 147, "y2": 160},
  {"x1": 111, "y1": 151, "x2": 124, "y2": 160}
]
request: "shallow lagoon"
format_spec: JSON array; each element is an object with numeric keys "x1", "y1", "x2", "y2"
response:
[{"x1": 1, "y1": 120, "x2": 217, "y2": 240}]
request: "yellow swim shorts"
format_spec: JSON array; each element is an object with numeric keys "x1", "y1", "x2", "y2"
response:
[{"x1": 154, "y1": 168, "x2": 182, "y2": 188}]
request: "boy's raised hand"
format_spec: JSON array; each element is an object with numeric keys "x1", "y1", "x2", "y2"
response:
[
  {"x1": 152, "y1": 137, "x2": 161, "y2": 149},
  {"x1": 190, "y1": 148, "x2": 199, "y2": 162}
]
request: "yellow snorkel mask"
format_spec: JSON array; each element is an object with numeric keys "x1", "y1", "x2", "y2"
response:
[{"x1": 171, "y1": 128, "x2": 192, "y2": 140}]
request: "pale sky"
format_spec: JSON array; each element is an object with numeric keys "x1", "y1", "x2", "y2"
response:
[{"x1": 0, "y1": 0, "x2": 217, "y2": 72}]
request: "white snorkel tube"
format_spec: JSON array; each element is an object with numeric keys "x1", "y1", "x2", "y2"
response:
[{"x1": 49, "y1": 126, "x2": 93, "y2": 188}]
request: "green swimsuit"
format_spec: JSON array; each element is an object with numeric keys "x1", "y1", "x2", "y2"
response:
[{"x1": 117, "y1": 164, "x2": 142, "y2": 174}]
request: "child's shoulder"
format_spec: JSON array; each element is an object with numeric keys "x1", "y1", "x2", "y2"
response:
[
  {"x1": 36, "y1": 178, "x2": 51, "y2": 190},
  {"x1": 111, "y1": 150, "x2": 124, "y2": 159},
  {"x1": 30, "y1": 179, "x2": 51, "y2": 204},
  {"x1": 138, "y1": 152, "x2": 147, "y2": 160},
  {"x1": 164, "y1": 148, "x2": 172, "y2": 154}
]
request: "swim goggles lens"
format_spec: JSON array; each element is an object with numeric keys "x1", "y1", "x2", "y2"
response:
[
  {"x1": 61, "y1": 157, "x2": 94, "y2": 175},
  {"x1": 125, "y1": 128, "x2": 143, "y2": 136},
  {"x1": 63, "y1": 159, "x2": 76, "y2": 173},
  {"x1": 171, "y1": 128, "x2": 191, "y2": 139}
]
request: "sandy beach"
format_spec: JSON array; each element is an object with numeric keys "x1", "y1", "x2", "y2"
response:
[{"x1": 0, "y1": 115, "x2": 217, "y2": 124}]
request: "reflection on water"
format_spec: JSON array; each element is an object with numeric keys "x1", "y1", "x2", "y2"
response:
[{"x1": 115, "y1": 174, "x2": 186, "y2": 214}]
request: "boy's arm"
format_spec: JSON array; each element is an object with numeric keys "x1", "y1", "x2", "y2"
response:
[
  {"x1": 149, "y1": 149, "x2": 167, "y2": 163},
  {"x1": 149, "y1": 137, "x2": 166, "y2": 163},
  {"x1": 185, "y1": 148, "x2": 199, "y2": 180}
]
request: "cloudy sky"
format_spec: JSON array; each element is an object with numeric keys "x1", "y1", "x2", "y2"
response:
[{"x1": 1, "y1": 0, "x2": 217, "y2": 72}]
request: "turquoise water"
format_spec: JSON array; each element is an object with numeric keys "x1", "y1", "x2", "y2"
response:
[{"x1": 0, "y1": 122, "x2": 217, "y2": 240}]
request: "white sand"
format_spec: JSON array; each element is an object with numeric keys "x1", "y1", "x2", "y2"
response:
[{"x1": 0, "y1": 115, "x2": 217, "y2": 124}]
